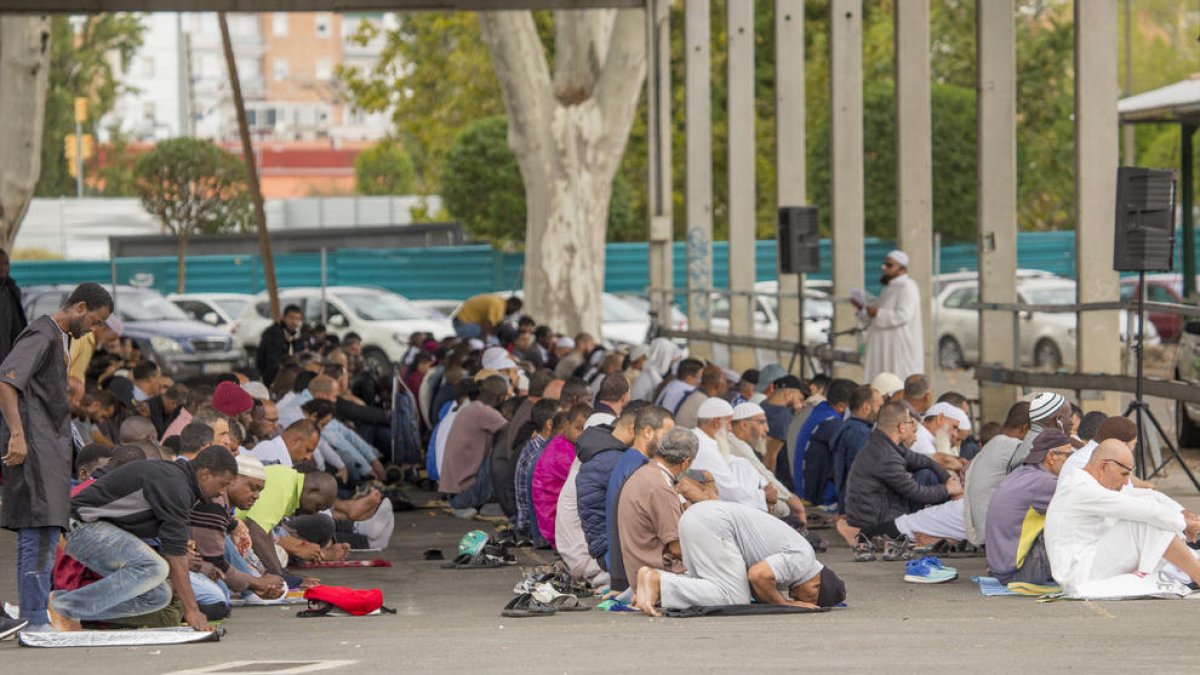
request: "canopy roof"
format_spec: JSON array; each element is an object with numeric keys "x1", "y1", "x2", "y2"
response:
[{"x1": 1118, "y1": 78, "x2": 1200, "y2": 125}]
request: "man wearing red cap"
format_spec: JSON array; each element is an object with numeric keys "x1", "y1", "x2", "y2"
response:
[{"x1": 212, "y1": 381, "x2": 254, "y2": 429}]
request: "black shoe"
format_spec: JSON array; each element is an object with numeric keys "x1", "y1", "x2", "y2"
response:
[{"x1": 0, "y1": 615, "x2": 29, "y2": 641}]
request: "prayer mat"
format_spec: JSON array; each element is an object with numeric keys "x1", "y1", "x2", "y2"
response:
[
  {"x1": 291, "y1": 559, "x2": 392, "y2": 569},
  {"x1": 19, "y1": 626, "x2": 223, "y2": 648},
  {"x1": 664, "y1": 604, "x2": 829, "y2": 618},
  {"x1": 230, "y1": 590, "x2": 308, "y2": 607},
  {"x1": 971, "y1": 576, "x2": 1061, "y2": 598}
]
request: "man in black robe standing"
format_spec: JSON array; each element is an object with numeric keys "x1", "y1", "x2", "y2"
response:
[{"x1": 0, "y1": 282, "x2": 112, "y2": 630}]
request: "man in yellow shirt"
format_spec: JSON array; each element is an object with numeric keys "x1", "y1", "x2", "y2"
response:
[
  {"x1": 68, "y1": 316, "x2": 122, "y2": 382},
  {"x1": 454, "y1": 294, "x2": 522, "y2": 340}
]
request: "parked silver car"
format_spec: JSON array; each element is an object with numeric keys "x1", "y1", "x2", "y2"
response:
[{"x1": 934, "y1": 276, "x2": 1155, "y2": 370}]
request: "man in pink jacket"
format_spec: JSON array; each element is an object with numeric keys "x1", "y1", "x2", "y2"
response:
[{"x1": 532, "y1": 404, "x2": 590, "y2": 547}]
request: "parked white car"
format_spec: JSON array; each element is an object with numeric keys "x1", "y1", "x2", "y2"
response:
[
  {"x1": 170, "y1": 293, "x2": 255, "y2": 347},
  {"x1": 933, "y1": 276, "x2": 1156, "y2": 370},
  {"x1": 234, "y1": 286, "x2": 454, "y2": 373},
  {"x1": 696, "y1": 282, "x2": 833, "y2": 366}
]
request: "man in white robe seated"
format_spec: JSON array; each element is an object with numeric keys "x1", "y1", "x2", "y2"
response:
[
  {"x1": 690, "y1": 398, "x2": 783, "y2": 516},
  {"x1": 1045, "y1": 439, "x2": 1200, "y2": 598}
]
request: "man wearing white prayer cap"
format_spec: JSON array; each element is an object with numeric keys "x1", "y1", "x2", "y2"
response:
[
  {"x1": 853, "y1": 249, "x2": 925, "y2": 382},
  {"x1": 690, "y1": 398, "x2": 778, "y2": 514}
]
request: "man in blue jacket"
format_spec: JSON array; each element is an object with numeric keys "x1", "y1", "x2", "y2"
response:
[
  {"x1": 794, "y1": 378, "x2": 857, "y2": 504},
  {"x1": 575, "y1": 399, "x2": 645, "y2": 568},
  {"x1": 604, "y1": 404, "x2": 674, "y2": 592},
  {"x1": 830, "y1": 386, "x2": 884, "y2": 514}
]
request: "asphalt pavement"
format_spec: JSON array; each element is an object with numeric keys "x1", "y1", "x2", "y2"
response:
[{"x1": 2, "y1": 481, "x2": 1200, "y2": 674}]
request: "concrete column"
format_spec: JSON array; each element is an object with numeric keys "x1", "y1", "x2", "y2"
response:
[
  {"x1": 685, "y1": 0, "x2": 713, "y2": 361},
  {"x1": 830, "y1": 0, "x2": 864, "y2": 380},
  {"x1": 776, "y1": 0, "x2": 805, "y2": 370},
  {"x1": 646, "y1": 0, "x2": 674, "y2": 322},
  {"x1": 894, "y1": 0, "x2": 933, "y2": 374},
  {"x1": 1075, "y1": 0, "x2": 1121, "y2": 415},
  {"x1": 975, "y1": 0, "x2": 1019, "y2": 424},
  {"x1": 727, "y1": 0, "x2": 756, "y2": 372}
]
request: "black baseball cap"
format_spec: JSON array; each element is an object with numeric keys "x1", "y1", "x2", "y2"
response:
[{"x1": 816, "y1": 566, "x2": 846, "y2": 608}]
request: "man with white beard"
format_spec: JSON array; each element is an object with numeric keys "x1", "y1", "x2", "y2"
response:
[
  {"x1": 911, "y1": 402, "x2": 968, "y2": 473},
  {"x1": 728, "y1": 403, "x2": 805, "y2": 521},
  {"x1": 690, "y1": 398, "x2": 778, "y2": 514}
]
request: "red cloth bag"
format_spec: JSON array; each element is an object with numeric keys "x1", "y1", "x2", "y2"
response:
[{"x1": 303, "y1": 585, "x2": 384, "y2": 616}]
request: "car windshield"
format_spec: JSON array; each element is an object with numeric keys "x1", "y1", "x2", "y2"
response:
[
  {"x1": 1022, "y1": 286, "x2": 1075, "y2": 306},
  {"x1": 215, "y1": 298, "x2": 250, "y2": 318},
  {"x1": 338, "y1": 291, "x2": 424, "y2": 321},
  {"x1": 120, "y1": 290, "x2": 191, "y2": 322},
  {"x1": 602, "y1": 295, "x2": 648, "y2": 323}
]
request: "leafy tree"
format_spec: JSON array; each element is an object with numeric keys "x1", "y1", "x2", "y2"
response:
[
  {"x1": 133, "y1": 138, "x2": 252, "y2": 293},
  {"x1": 96, "y1": 125, "x2": 139, "y2": 197},
  {"x1": 339, "y1": 14, "x2": 503, "y2": 194},
  {"x1": 354, "y1": 141, "x2": 415, "y2": 196},
  {"x1": 37, "y1": 14, "x2": 144, "y2": 196},
  {"x1": 808, "y1": 81, "x2": 978, "y2": 241},
  {"x1": 442, "y1": 115, "x2": 636, "y2": 247}
]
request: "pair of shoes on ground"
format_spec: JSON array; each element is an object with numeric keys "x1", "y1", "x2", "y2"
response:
[
  {"x1": 904, "y1": 556, "x2": 959, "y2": 584},
  {"x1": 853, "y1": 534, "x2": 913, "y2": 562},
  {"x1": 501, "y1": 582, "x2": 591, "y2": 618}
]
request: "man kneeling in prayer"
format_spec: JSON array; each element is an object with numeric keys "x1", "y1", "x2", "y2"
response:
[
  {"x1": 1045, "y1": 439, "x2": 1200, "y2": 598},
  {"x1": 634, "y1": 500, "x2": 846, "y2": 616},
  {"x1": 48, "y1": 446, "x2": 238, "y2": 632}
]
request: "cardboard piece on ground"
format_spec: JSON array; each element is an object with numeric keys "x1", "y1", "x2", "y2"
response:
[
  {"x1": 19, "y1": 626, "x2": 223, "y2": 648},
  {"x1": 291, "y1": 559, "x2": 391, "y2": 569}
]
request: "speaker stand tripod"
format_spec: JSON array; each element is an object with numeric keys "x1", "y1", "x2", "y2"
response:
[{"x1": 1124, "y1": 270, "x2": 1200, "y2": 491}]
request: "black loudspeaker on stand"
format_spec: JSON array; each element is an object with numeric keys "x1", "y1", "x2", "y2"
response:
[
  {"x1": 778, "y1": 207, "x2": 819, "y2": 375},
  {"x1": 1114, "y1": 167, "x2": 1200, "y2": 491}
]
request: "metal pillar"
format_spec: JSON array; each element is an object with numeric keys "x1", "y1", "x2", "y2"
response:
[
  {"x1": 976, "y1": 0, "x2": 1019, "y2": 423},
  {"x1": 1183, "y1": 123, "x2": 1196, "y2": 300},
  {"x1": 894, "y1": 0, "x2": 933, "y2": 374},
  {"x1": 645, "y1": 0, "x2": 673, "y2": 323},
  {"x1": 1075, "y1": 0, "x2": 1121, "y2": 416},
  {"x1": 776, "y1": 0, "x2": 805, "y2": 369},
  {"x1": 830, "y1": 0, "x2": 864, "y2": 380},
  {"x1": 727, "y1": 0, "x2": 756, "y2": 372},
  {"x1": 685, "y1": 0, "x2": 713, "y2": 361}
]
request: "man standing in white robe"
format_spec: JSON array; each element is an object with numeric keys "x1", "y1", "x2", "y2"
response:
[
  {"x1": 855, "y1": 250, "x2": 924, "y2": 382},
  {"x1": 1045, "y1": 439, "x2": 1200, "y2": 598}
]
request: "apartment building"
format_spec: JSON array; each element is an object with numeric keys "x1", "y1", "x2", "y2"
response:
[{"x1": 104, "y1": 11, "x2": 393, "y2": 144}]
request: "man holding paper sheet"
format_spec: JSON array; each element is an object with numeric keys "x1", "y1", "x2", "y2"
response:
[{"x1": 853, "y1": 250, "x2": 924, "y2": 382}]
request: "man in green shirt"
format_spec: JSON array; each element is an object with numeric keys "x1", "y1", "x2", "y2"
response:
[{"x1": 238, "y1": 465, "x2": 336, "y2": 575}]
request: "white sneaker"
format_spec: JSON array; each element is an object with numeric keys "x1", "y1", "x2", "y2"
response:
[{"x1": 453, "y1": 507, "x2": 478, "y2": 519}]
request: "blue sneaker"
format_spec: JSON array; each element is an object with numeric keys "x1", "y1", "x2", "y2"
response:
[{"x1": 904, "y1": 556, "x2": 958, "y2": 584}]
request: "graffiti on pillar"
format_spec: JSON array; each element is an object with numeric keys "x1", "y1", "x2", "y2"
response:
[{"x1": 686, "y1": 227, "x2": 711, "y2": 321}]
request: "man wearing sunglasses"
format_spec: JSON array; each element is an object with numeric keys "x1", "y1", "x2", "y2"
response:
[
  {"x1": 1045, "y1": 439, "x2": 1200, "y2": 598},
  {"x1": 854, "y1": 250, "x2": 924, "y2": 382}
]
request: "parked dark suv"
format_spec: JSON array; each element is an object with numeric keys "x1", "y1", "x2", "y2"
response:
[{"x1": 22, "y1": 284, "x2": 245, "y2": 380}]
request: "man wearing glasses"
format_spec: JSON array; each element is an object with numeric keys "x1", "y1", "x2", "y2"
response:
[
  {"x1": 1045, "y1": 439, "x2": 1200, "y2": 598},
  {"x1": 984, "y1": 430, "x2": 1076, "y2": 586},
  {"x1": 853, "y1": 250, "x2": 924, "y2": 382}
]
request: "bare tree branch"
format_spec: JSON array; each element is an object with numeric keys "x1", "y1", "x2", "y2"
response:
[
  {"x1": 592, "y1": 8, "x2": 647, "y2": 157},
  {"x1": 552, "y1": 8, "x2": 615, "y2": 105},
  {"x1": 0, "y1": 16, "x2": 51, "y2": 252},
  {"x1": 478, "y1": 11, "x2": 553, "y2": 161}
]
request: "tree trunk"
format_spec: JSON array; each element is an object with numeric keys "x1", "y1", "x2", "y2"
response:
[
  {"x1": 0, "y1": 16, "x2": 52, "y2": 253},
  {"x1": 177, "y1": 234, "x2": 188, "y2": 294},
  {"x1": 479, "y1": 9, "x2": 645, "y2": 338}
]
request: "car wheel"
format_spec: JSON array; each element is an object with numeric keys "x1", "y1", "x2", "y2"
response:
[
  {"x1": 938, "y1": 337, "x2": 964, "y2": 371},
  {"x1": 1034, "y1": 339, "x2": 1062, "y2": 369},
  {"x1": 1177, "y1": 398, "x2": 1200, "y2": 449},
  {"x1": 363, "y1": 347, "x2": 392, "y2": 376}
]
